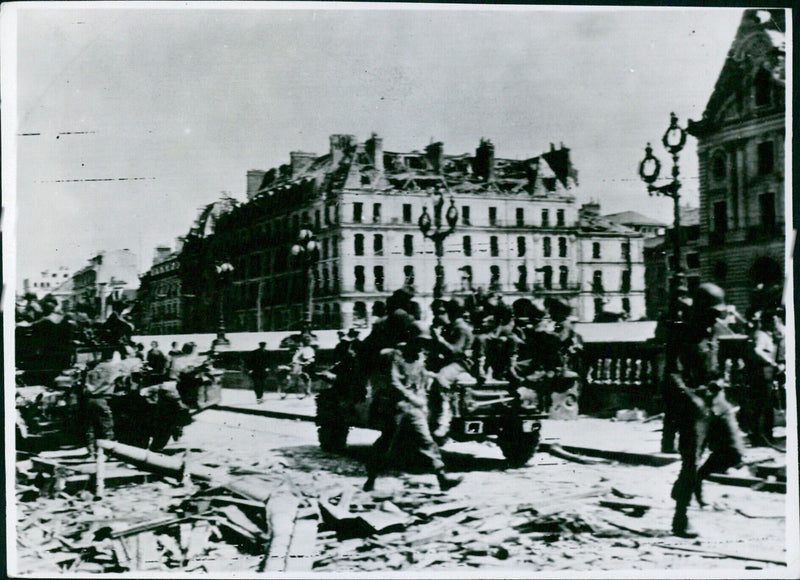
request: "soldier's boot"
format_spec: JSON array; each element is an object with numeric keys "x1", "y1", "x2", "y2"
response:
[
  {"x1": 436, "y1": 471, "x2": 463, "y2": 492},
  {"x1": 671, "y1": 504, "x2": 699, "y2": 538},
  {"x1": 693, "y1": 480, "x2": 706, "y2": 508}
]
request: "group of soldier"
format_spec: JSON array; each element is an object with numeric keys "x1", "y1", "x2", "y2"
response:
[{"x1": 313, "y1": 287, "x2": 583, "y2": 493}]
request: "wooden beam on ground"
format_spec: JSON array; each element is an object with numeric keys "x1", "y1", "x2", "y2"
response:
[{"x1": 264, "y1": 491, "x2": 300, "y2": 571}]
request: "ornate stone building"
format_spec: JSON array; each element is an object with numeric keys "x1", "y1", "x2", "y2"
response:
[
  {"x1": 177, "y1": 134, "x2": 645, "y2": 331},
  {"x1": 687, "y1": 9, "x2": 786, "y2": 314}
]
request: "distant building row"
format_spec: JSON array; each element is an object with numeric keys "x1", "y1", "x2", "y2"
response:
[{"x1": 135, "y1": 135, "x2": 649, "y2": 334}]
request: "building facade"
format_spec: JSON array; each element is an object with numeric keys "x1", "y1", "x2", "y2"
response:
[
  {"x1": 136, "y1": 245, "x2": 183, "y2": 334},
  {"x1": 21, "y1": 266, "x2": 73, "y2": 300},
  {"x1": 577, "y1": 203, "x2": 647, "y2": 321},
  {"x1": 643, "y1": 206, "x2": 701, "y2": 319},
  {"x1": 180, "y1": 134, "x2": 645, "y2": 331},
  {"x1": 687, "y1": 9, "x2": 786, "y2": 314},
  {"x1": 70, "y1": 249, "x2": 140, "y2": 320}
]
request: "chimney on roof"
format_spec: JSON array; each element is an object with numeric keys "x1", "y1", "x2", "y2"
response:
[
  {"x1": 290, "y1": 151, "x2": 316, "y2": 177},
  {"x1": 425, "y1": 141, "x2": 445, "y2": 173},
  {"x1": 153, "y1": 245, "x2": 171, "y2": 265},
  {"x1": 247, "y1": 170, "x2": 266, "y2": 200},
  {"x1": 579, "y1": 202, "x2": 601, "y2": 221},
  {"x1": 330, "y1": 134, "x2": 355, "y2": 168},
  {"x1": 542, "y1": 143, "x2": 572, "y2": 188},
  {"x1": 473, "y1": 138, "x2": 495, "y2": 182},
  {"x1": 366, "y1": 133, "x2": 384, "y2": 172}
]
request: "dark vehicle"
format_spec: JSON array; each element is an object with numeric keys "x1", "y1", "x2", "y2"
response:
[
  {"x1": 316, "y1": 368, "x2": 550, "y2": 467},
  {"x1": 16, "y1": 356, "x2": 222, "y2": 453}
]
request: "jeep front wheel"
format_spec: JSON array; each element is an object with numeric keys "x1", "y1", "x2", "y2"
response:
[
  {"x1": 498, "y1": 431, "x2": 539, "y2": 466},
  {"x1": 318, "y1": 422, "x2": 349, "y2": 452}
]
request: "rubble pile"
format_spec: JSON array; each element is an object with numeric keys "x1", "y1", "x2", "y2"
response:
[
  {"x1": 310, "y1": 482, "x2": 669, "y2": 571},
  {"x1": 15, "y1": 449, "x2": 316, "y2": 574}
]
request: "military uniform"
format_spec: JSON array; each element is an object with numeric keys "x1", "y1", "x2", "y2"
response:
[
  {"x1": 364, "y1": 323, "x2": 461, "y2": 492},
  {"x1": 670, "y1": 284, "x2": 745, "y2": 537}
]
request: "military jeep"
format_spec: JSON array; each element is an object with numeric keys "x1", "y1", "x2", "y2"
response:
[{"x1": 316, "y1": 369, "x2": 550, "y2": 466}]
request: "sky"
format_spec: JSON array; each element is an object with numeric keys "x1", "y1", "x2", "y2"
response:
[{"x1": 5, "y1": 3, "x2": 747, "y2": 287}]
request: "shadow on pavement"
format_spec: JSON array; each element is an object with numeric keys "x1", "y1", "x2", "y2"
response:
[{"x1": 275, "y1": 442, "x2": 513, "y2": 477}]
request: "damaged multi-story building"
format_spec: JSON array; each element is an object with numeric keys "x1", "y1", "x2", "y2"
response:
[{"x1": 178, "y1": 134, "x2": 646, "y2": 332}]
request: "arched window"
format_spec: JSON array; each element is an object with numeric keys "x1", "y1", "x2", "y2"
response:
[
  {"x1": 543, "y1": 237, "x2": 552, "y2": 257},
  {"x1": 354, "y1": 234, "x2": 364, "y2": 256},
  {"x1": 559, "y1": 266, "x2": 569, "y2": 289}
]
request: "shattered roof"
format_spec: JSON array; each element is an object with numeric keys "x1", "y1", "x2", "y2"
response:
[
  {"x1": 578, "y1": 215, "x2": 639, "y2": 236},
  {"x1": 252, "y1": 137, "x2": 579, "y2": 201},
  {"x1": 602, "y1": 211, "x2": 666, "y2": 227}
]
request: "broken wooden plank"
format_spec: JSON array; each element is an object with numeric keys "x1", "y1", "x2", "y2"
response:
[
  {"x1": 284, "y1": 516, "x2": 319, "y2": 572},
  {"x1": 357, "y1": 508, "x2": 413, "y2": 535},
  {"x1": 415, "y1": 501, "x2": 471, "y2": 519},
  {"x1": 109, "y1": 513, "x2": 208, "y2": 539},
  {"x1": 185, "y1": 521, "x2": 212, "y2": 563},
  {"x1": 217, "y1": 505, "x2": 266, "y2": 538},
  {"x1": 224, "y1": 478, "x2": 273, "y2": 503},
  {"x1": 598, "y1": 499, "x2": 650, "y2": 516},
  {"x1": 134, "y1": 531, "x2": 162, "y2": 571},
  {"x1": 653, "y1": 542, "x2": 786, "y2": 566},
  {"x1": 264, "y1": 491, "x2": 300, "y2": 571}
]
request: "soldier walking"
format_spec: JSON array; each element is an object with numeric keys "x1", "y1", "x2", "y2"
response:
[
  {"x1": 669, "y1": 283, "x2": 746, "y2": 538},
  {"x1": 364, "y1": 322, "x2": 462, "y2": 493}
]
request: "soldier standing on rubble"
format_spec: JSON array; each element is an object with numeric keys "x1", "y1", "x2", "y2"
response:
[
  {"x1": 669, "y1": 283, "x2": 746, "y2": 538},
  {"x1": 363, "y1": 321, "x2": 462, "y2": 493}
]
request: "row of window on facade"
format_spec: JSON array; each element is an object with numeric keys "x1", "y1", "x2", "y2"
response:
[
  {"x1": 150, "y1": 301, "x2": 181, "y2": 321},
  {"x1": 710, "y1": 190, "x2": 778, "y2": 244},
  {"x1": 352, "y1": 202, "x2": 568, "y2": 228},
  {"x1": 710, "y1": 140, "x2": 776, "y2": 184},
  {"x1": 352, "y1": 234, "x2": 628, "y2": 260}
]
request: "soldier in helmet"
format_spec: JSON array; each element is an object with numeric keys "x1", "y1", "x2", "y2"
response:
[
  {"x1": 669, "y1": 283, "x2": 746, "y2": 538},
  {"x1": 363, "y1": 321, "x2": 462, "y2": 493}
]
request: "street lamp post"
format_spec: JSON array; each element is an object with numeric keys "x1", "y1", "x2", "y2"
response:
[
  {"x1": 418, "y1": 186, "x2": 459, "y2": 300},
  {"x1": 212, "y1": 261, "x2": 234, "y2": 350},
  {"x1": 291, "y1": 228, "x2": 320, "y2": 333},
  {"x1": 639, "y1": 112, "x2": 687, "y2": 323}
]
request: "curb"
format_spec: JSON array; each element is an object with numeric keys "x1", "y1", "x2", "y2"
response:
[
  {"x1": 213, "y1": 404, "x2": 314, "y2": 423},
  {"x1": 539, "y1": 442, "x2": 680, "y2": 467}
]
